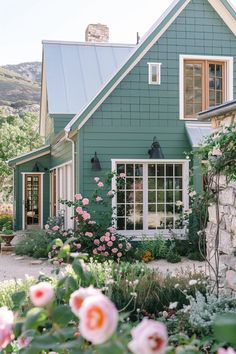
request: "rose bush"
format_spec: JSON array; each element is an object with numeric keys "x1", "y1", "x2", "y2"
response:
[{"x1": 48, "y1": 173, "x2": 132, "y2": 263}]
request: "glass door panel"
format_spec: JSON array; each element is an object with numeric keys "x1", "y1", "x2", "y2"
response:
[{"x1": 25, "y1": 174, "x2": 41, "y2": 229}]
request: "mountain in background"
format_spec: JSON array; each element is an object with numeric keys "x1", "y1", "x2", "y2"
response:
[{"x1": 0, "y1": 62, "x2": 41, "y2": 116}]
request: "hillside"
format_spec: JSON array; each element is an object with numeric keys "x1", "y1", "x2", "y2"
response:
[
  {"x1": 0, "y1": 62, "x2": 41, "y2": 116},
  {"x1": 3, "y1": 62, "x2": 41, "y2": 83}
]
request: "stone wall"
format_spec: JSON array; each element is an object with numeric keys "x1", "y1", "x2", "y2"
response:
[{"x1": 205, "y1": 111, "x2": 236, "y2": 290}]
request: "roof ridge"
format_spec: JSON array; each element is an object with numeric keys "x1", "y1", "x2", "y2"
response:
[{"x1": 42, "y1": 40, "x2": 135, "y2": 48}]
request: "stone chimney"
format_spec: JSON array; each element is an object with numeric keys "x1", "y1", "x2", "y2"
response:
[{"x1": 85, "y1": 24, "x2": 109, "y2": 42}]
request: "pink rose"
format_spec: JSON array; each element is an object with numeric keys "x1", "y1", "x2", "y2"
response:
[
  {"x1": 108, "y1": 227, "x2": 116, "y2": 233},
  {"x1": 85, "y1": 232, "x2": 93, "y2": 237},
  {"x1": 76, "y1": 243, "x2": 82, "y2": 249},
  {"x1": 105, "y1": 232, "x2": 110, "y2": 237},
  {"x1": 44, "y1": 224, "x2": 49, "y2": 230},
  {"x1": 29, "y1": 282, "x2": 54, "y2": 307},
  {"x1": 78, "y1": 294, "x2": 118, "y2": 344},
  {"x1": 100, "y1": 236, "x2": 105, "y2": 242},
  {"x1": 128, "y1": 319, "x2": 168, "y2": 354},
  {"x1": 17, "y1": 335, "x2": 32, "y2": 348},
  {"x1": 0, "y1": 307, "x2": 14, "y2": 350},
  {"x1": 76, "y1": 206, "x2": 83, "y2": 214},
  {"x1": 95, "y1": 196, "x2": 103, "y2": 202},
  {"x1": 93, "y1": 249, "x2": 98, "y2": 255},
  {"x1": 97, "y1": 181, "x2": 104, "y2": 188},
  {"x1": 69, "y1": 287, "x2": 101, "y2": 317},
  {"x1": 107, "y1": 190, "x2": 114, "y2": 197},
  {"x1": 102, "y1": 245, "x2": 106, "y2": 251},
  {"x1": 94, "y1": 239, "x2": 100, "y2": 246},
  {"x1": 117, "y1": 252, "x2": 122, "y2": 258},
  {"x1": 119, "y1": 173, "x2": 126, "y2": 178},
  {"x1": 94, "y1": 177, "x2": 100, "y2": 183},
  {"x1": 75, "y1": 193, "x2": 83, "y2": 200},
  {"x1": 107, "y1": 241, "x2": 113, "y2": 247},
  {"x1": 104, "y1": 236, "x2": 110, "y2": 242},
  {"x1": 118, "y1": 243, "x2": 123, "y2": 249},
  {"x1": 82, "y1": 211, "x2": 91, "y2": 220},
  {"x1": 88, "y1": 220, "x2": 96, "y2": 224},
  {"x1": 218, "y1": 349, "x2": 236, "y2": 354},
  {"x1": 104, "y1": 252, "x2": 109, "y2": 257},
  {"x1": 52, "y1": 225, "x2": 60, "y2": 231},
  {"x1": 112, "y1": 248, "x2": 118, "y2": 253},
  {"x1": 82, "y1": 198, "x2": 89, "y2": 206},
  {"x1": 111, "y1": 236, "x2": 116, "y2": 241}
]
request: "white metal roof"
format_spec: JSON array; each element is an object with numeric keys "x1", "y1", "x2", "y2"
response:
[
  {"x1": 43, "y1": 41, "x2": 134, "y2": 115},
  {"x1": 185, "y1": 122, "x2": 213, "y2": 147}
]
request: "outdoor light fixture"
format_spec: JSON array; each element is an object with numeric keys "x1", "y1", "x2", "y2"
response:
[
  {"x1": 31, "y1": 162, "x2": 48, "y2": 172},
  {"x1": 148, "y1": 136, "x2": 164, "y2": 159},
  {"x1": 91, "y1": 152, "x2": 101, "y2": 171}
]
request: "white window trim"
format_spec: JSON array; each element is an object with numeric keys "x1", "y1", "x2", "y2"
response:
[
  {"x1": 21, "y1": 172, "x2": 44, "y2": 230},
  {"x1": 147, "y1": 62, "x2": 162, "y2": 85},
  {"x1": 50, "y1": 161, "x2": 73, "y2": 229},
  {"x1": 111, "y1": 159, "x2": 189, "y2": 239},
  {"x1": 179, "y1": 54, "x2": 234, "y2": 120}
]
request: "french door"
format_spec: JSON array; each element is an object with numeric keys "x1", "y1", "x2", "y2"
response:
[{"x1": 24, "y1": 174, "x2": 42, "y2": 229}]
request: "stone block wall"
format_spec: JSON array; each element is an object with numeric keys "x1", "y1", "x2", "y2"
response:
[{"x1": 206, "y1": 111, "x2": 236, "y2": 282}]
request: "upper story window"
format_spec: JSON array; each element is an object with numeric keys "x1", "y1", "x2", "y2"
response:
[
  {"x1": 180, "y1": 55, "x2": 233, "y2": 120},
  {"x1": 184, "y1": 60, "x2": 225, "y2": 118},
  {"x1": 148, "y1": 63, "x2": 162, "y2": 85}
]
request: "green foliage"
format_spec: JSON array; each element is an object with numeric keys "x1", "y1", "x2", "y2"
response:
[
  {"x1": 214, "y1": 313, "x2": 236, "y2": 347},
  {"x1": 197, "y1": 124, "x2": 236, "y2": 182},
  {"x1": 0, "y1": 113, "x2": 42, "y2": 201},
  {"x1": 0, "y1": 277, "x2": 35, "y2": 309},
  {"x1": 15, "y1": 230, "x2": 66, "y2": 259},
  {"x1": 0, "y1": 214, "x2": 12, "y2": 231}
]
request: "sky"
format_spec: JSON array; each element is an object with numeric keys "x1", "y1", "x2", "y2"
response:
[{"x1": 1, "y1": 0, "x2": 236, "y2": 66}]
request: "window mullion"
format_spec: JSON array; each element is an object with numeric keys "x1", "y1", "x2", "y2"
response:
[{"x1": 143, "y1": 163, "x2": 148, "y2": 233}]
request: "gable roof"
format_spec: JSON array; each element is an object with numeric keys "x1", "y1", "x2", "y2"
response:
[
  {"x1": 64, "y1": 0, "x2": 236, "y2": 135},
  {"x1": 43, "y1": 41, "x2": 134, "y2": 115},
  {"x1": 8, "y1": 145, "x2": 50, "y2": 167}
]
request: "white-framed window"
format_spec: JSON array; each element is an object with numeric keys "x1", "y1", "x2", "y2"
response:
[
  {"x1": 148, "y1": 62, "x2": 162, "y2": 85},
  {"x1": 111, "y1": 159, "x2": 189, "y2": 237},
  {"x1": 179, "y1": 55, "x2": 233, "y2": 120},
  {"x1": 50, "y1": 161, "x2": 73, "y2": 229}
]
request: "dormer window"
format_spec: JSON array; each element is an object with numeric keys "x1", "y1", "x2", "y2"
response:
[{"x1": 148, "y1": 63, "x2": 162, "y2": 85}]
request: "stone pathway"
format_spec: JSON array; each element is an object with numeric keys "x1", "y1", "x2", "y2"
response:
[
  {"x1": 0, "y1": 253, "x2": 56, "y2": 282},
  {"x1": 0, "y1": 252, "x2": 208, "y2": 282},
  {"x1": 147, "y1": 258, "x2": 208, "y2": 275}
]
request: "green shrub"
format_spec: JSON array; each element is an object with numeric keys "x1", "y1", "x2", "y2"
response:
[
  {"x1": 0, "y1": 214, "x2": 12, "y2": 231},
  {"x1": 15, "y1": 230, "x2": 65, "y2": 259}
]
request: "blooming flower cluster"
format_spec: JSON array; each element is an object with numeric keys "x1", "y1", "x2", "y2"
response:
[{"x1": 0, "y1": 307, "x2": 14, "y2": 350}]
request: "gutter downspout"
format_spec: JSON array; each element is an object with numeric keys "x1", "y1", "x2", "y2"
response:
[{"x1": 65, "y1": 131, "x2": 76, "y2": 198}]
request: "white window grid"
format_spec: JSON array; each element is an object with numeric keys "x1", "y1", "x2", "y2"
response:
[
  {"x1": 147, "y1": 62, "x2": 162, "y2": 85},
  {"x1": 111, "y1": 159, "x2": 189, "y2": 238}
]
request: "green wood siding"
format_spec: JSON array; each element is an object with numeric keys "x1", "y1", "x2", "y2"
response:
[
  {"x1": 45, "y1": 114, "x2": 75, "y2": 144},
  {"x1": 14, "y1": 155, "x2": 50, "y2": 230},
  {"x1": 51, "y1": 139, "x2": 72, "y2": 169},
  {"x1": 78, "y1": 0, "x2": 236, "y2": 197}
]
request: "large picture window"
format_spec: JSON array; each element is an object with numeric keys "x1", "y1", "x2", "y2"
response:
[{"x1": 112, "y1": 160, "x2": 189, "y2": 236}]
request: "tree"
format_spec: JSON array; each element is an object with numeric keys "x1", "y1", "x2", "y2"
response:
[{"x1": 0, "y1": 113, "x2": 43, "y2": 202}]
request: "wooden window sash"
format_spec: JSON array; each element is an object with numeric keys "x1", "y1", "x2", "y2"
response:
[{"x1": 184, "y1": 59, "x2": 225, "y2": 118}]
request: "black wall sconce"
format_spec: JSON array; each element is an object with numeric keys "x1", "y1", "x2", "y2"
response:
[
  {"x1": 32, "y1": 162, "x2": 48, "y2": 172},
  {"x1": 148, "y1": 136, "x2": 164, "y2": 159},
  {"x1": 91, "y1": 152, "x2": 101, "y2": 171}
]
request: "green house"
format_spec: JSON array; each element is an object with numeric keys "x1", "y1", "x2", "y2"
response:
[{"x1": 9, "y1": 0, "x2": 236, "y2": 235}]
